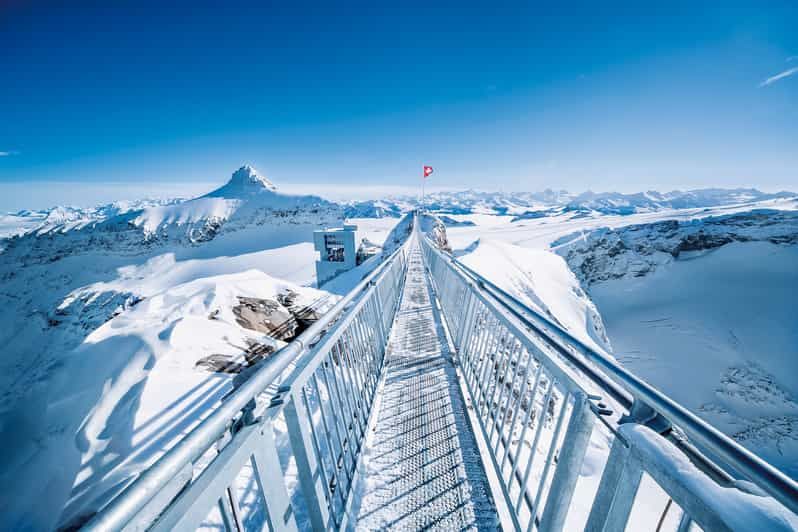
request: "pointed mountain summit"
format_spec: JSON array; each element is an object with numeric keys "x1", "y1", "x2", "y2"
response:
[{"x1": 206, "y1": 165, "x2": 277, "y2": 198}]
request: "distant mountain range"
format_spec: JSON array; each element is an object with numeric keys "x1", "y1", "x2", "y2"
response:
[
  {"x1": 345, "y1": 188, "x2": 797, "y2": 219},
  {"x1": 2, "y1": 168, "x2": 795, "y2": 239},
  {"x1": 0, "y1": 166, "x2": 341, "y2": 244}
]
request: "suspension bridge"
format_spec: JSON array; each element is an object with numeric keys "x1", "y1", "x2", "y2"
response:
[{"x1": 84, "y1": 214, "x2": 798, "y2": 531}]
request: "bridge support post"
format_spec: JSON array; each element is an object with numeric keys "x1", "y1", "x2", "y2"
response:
[
  {"x1": 254, "y1": 418, "x2": 300, "y2": 532},
  {"x1": 283, "y1": 390, "x2": 330, "y2": 531},
  {"x1": 584, "y1": 433, "x2": 642, "y2": 532},
  {"x1": 455, "y1": 291, "x2": 476, "y2": 350},
  {"x1": 539, "y1": 392, "x2": 594, "y2": 532},
  {"x1": 369, "y1": 290, "x2": 389, "y2": 349}
]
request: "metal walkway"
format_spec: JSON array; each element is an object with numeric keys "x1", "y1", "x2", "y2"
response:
[{"x1": 350, "y1": 244, "x2": 498, "y2": 530}]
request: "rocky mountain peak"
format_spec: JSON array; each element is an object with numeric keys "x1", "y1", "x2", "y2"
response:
[
  {"x1": 228, "y1": 165, "x2": 276, "y2": 192},
  {"x1": 206, "y1": 165, "x2": 277, "y2": 198}
]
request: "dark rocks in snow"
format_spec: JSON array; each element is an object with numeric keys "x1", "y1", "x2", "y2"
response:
[
  {"x1": 510, "y1": 210, "x2": 552, "y2": 222},
  {"x1": 673, "y1": 232, "x2": 735, "y2": 255},
  {"x1": 233, "y1": 296, "x2": 298, "y2": 341},
  {"x1": 438, "y1": 215, "x2": 476, "y2": 227},
  {"x1": 356, "y1": 238, "x2": 381, "y2": 265},
  {"x1": 186, "y1": 218, "x2": 224, "y2": 243},
  {"x1": 195, "y1": 341, "x2": 276, "y2": 374},
  {"x1": 51, "y1": 290, "x2": 142, "y2": 334},
  {"x1": 195, "y1": 354, "x2": 245, "y2": 373},
  {"x1": 559, "y1": 210, "x2": 798, "y2": 285},
  {"x1": 277, "y1": 289, "x2": 323, "y2": 331},
  {"x1": 419, "y1": 213, "x2": 452, "y2": 253},
  {"x1": 198, "y1": 289, "x2": 329, "y2": 375}
]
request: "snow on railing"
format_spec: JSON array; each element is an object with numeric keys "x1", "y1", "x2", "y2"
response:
[
  {"x1": 418, "y1": 222, "x2": 798, "y2": 532},
  {"x1": 83, "y1": 235, "x2": 410, "y2": 531}
]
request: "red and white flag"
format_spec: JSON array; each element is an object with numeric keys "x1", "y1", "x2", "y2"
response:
[{"x1": 423, "y1": 165, "x2": 433, "y2": 178}]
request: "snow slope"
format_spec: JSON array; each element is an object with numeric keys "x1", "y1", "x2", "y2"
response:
[
  {"x1": 558, "y1": 211, "x2": 798, "y2": 478},
  {"x1": 423, "y1": 212, "x2": 798, "y2": 529},
  {"x1": 424, "y1": 203, "x2": 798, "y2": 528},
  {"x1": 0, "y1": 166, "x2": 403, "y2": 530},
  {"x1": 20, "y1": 271, "x2": 331, "y2": 531},
  {"x1": 440, "y1": 202, "x2": 798, "y2": 480},
  {"x1": 455, "y1": 239, "x2": 611, "y2": 354}
]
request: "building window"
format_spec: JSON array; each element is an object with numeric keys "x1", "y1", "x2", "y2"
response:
[{"x1": 324, "y1": 234, "x2": 345, "y2": 262}]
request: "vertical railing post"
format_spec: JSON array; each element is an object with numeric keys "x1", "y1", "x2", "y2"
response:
[
  {"x1": 585, "y1": 434, "x2": 629, "y2": 532},
  {"x1": 599, "y1": 451, "x2": 643, "y2": 532},
  {"x1": 455, "y1": 290, "x2": 476, "y2": 349},
  {"x1": 676, "y1": 511, "x2": 693, "y2": 532},
  {"x1": 369, "y1": 285, "x2": 389, "y2": 347},
  {"x1": 251, "y1": 418, "x2": 299, "y2": 532},
  {"x1": 283, "y1": 389, "x2": 330, "y2": 531},
  {"x1": 584, "y1": 432, "x2": 643, "y2": 532},
  {"x1": 539, "y1": 392, "x2": 595, "y2": 532}
]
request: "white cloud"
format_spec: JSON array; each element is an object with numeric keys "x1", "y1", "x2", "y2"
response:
[
  {"x1": 759, "y1": 66, "x2": 798, "y2": 87},
  {"x1": 0, "y1": 151, "x2": 15, "y2": 157}
]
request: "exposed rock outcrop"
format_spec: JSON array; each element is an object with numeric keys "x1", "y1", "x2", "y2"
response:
[{"x1": 557, "y1": 210, "x2": 798, "y2": 285}]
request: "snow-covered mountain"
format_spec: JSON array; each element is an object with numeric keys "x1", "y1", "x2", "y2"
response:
[
  {"x1": 1, "y1": 174, "x2": 796, "y2": 526},
  {"x1": 343, "y1": 199, "x2": 407, "y2": 219},
  {"x1": 337, "y1": 187, "x2": 796, "y2": 218},
  {"x1": 344, "y1": 189, "x2": 565, "y2": 217},
  {"x1": 0, "y1": 198, "x2": 186, "y2": 240},
  {"x1": 562, "y1": 188, "x2": 796, "y2": 215},
  {"x1": 1, "y1": 166, "x2": 341, "y2": 264},
  {"x1": 5, "y1": 184, "x2": 795, "y2": 234},
  {"x1": 0, "y1": 165, "x2": 351, "y2": 530}
]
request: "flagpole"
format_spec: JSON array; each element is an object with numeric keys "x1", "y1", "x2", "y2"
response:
[
  {"x1": 421, "y1": 170, "x2": 425, "y2": 213},
  {"x1": 421, "y1": 165, "x2": 432, "y2": 213}
]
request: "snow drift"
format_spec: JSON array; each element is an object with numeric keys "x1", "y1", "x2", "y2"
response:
[{"x1": 0, "y1": 166, "x2": 350, "y2": 530}]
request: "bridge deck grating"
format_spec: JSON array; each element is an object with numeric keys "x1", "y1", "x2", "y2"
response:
[{"x1": 350, "y1": 243, "x2": 498, "y2": 531}]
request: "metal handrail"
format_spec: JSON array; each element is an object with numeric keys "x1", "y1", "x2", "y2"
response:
[
  {"x1": 418, "y1": 212, "x2": 798, "y2": 530},
  {"x1": 84, "y1": 237, "x2": 411, "y2": 531},
  {"x1": 454, "y1": 260, "x2": 633, "y2": 410},
  {"x1": 419, "y1": 223, "x2": 604, "y2": 531},
  {"x1": 447, "y1": 251, "x2": 798, "y2": 516},
  {"x1": 451, "y1": 258, "x2": 738, "y2": 489},
  {"x1": 418, "y1": 223, "x2": 798, "y2": 520}
]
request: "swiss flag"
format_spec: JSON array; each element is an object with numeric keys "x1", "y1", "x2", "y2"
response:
[{"x1": 423, "y1": 165, "x2": 433, "y2": 178}]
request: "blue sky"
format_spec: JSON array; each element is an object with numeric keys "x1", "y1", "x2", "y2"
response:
[{"x1": 0, "y1": 1, "x2": 796, "y2": 210}]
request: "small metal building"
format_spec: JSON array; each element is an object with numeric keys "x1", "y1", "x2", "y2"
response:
[{"x1": 313, "y1": 223, "x2": 358, "y2": 285}]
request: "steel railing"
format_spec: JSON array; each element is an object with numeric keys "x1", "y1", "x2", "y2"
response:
[
  {"x1": 83, "y1": 235, "x2": 410, "y2": 531},
  {"x1": 418, "y1": 218, "x2": 798, "y2": 532}
]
